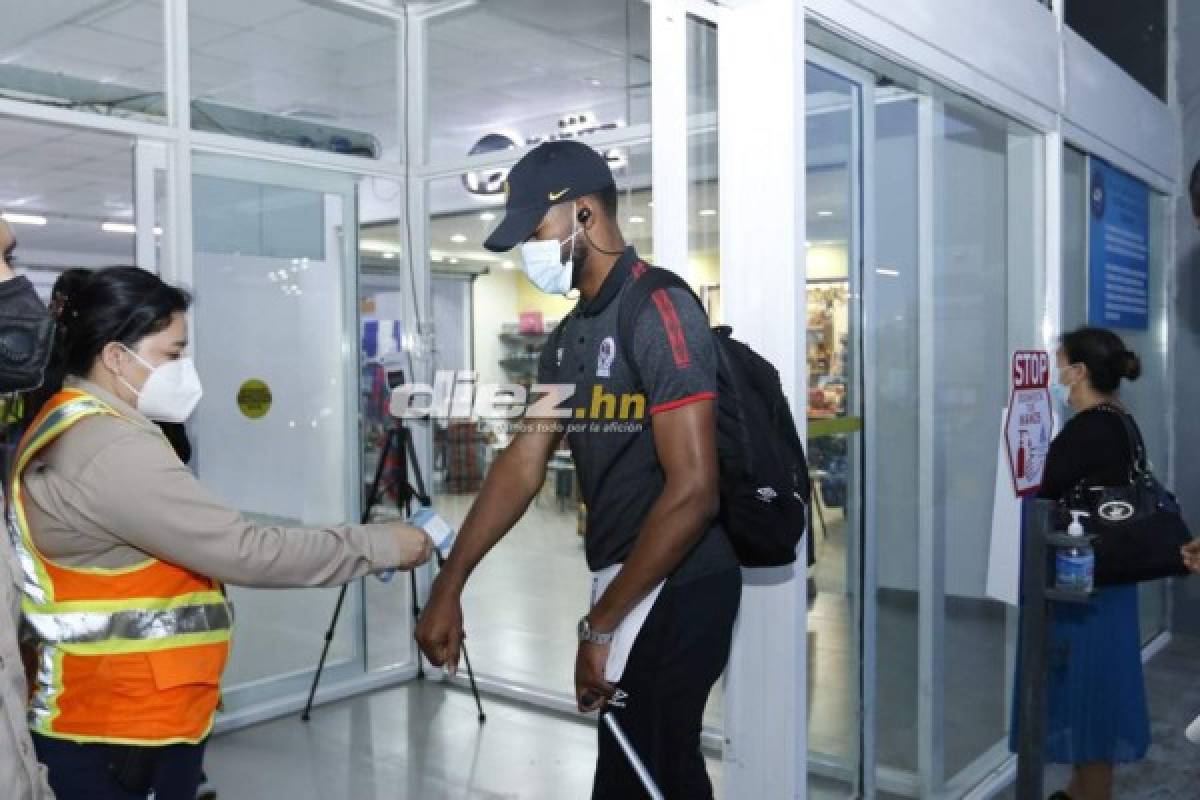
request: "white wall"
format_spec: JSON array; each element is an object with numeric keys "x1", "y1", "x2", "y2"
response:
[{"x1": 472, "y1": 267, "x2": 521, "y2": 387}]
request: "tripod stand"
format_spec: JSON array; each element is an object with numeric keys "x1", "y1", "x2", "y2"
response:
[{"x1": 301, "y1": 422, "x2": 486, "y2": 723}]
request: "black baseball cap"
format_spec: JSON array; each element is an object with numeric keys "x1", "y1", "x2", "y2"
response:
[{"x1": 483, "y1": 140, "x2": 615, "y2": 253}]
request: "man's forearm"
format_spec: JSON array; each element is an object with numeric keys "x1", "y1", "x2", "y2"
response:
[
  {"x1": 587, "y1": 480, "x2": 717, "y2": 632},
  {"x1": 437, "y1": 440, "x2": 549, "y2": 589}
]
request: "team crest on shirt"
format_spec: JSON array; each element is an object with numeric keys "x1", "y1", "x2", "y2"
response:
[{"x1": 597, "y1": 336, "x2": 616, "y2": 378}]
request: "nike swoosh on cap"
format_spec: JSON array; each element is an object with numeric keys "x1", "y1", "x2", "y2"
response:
[{"x1": 548, "y1": 187, "x2": 569, "y2": 201}]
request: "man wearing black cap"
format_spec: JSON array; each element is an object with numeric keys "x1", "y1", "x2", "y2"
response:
[{"x1": 417, "y1": 140, "x2": 740, "y2": 799}]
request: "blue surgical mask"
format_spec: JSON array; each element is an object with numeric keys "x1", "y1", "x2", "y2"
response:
[
  {"x1": 518, "y1": 203, "x2": 581, "y2": 296},
  {"x1": 1049, "y1": 367, "x2": 1072, "y2": 409}
]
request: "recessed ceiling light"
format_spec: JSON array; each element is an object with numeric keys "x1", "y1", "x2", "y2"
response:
[
  {"x1": 101, "y1": 222, "x2": 136, "y2": 234},
  {"x1": 502, "y1": 260, "x2": 515, "y2": 269},
  {"x1": 362, "y1": 239, "x2": 398, "y2": 254},
  {"x1": 875, "y1": 268, "x2": 900, "y2": 277},
  {"x1": 1, "y1": 212, "x2": 47, "y2": 226},
  {"x1": 449, "y1": 257, "x2": 459, "y2": 265},
  {"x1": 699, "y1": 209, "x2": 717, "y2": 217},
  {"x1": 817, "y1": 210, "x2": 834, "y2": 217},
  {"x1": 450, "y1": 233, "x2": 467, "y2": 243},
  {"x1": 479, "y1": 212, "x2": 496, "y2": 221},
  {"x1": 153, "y1": 226, "x2": 163, "y2": 236},
  {"x1": 383, "y1": 252, "x2": 396, "y2": 259},
  {"x1": 629, "y1": 215, "x2": 644, "y2": 224}
]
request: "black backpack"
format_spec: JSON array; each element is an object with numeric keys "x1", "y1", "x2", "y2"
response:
[{"x1": 617, "y1": 266, "x2": 811, "y2": 567}]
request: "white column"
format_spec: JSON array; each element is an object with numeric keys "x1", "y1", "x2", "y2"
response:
[
  {"x1": 651, "y1": 0, "x2": 690, "y2": 278},
  {"x1": 718, "y1": 1, "x2": 807, "y2": 798}
]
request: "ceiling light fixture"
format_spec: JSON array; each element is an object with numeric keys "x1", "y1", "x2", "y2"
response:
[
  {"x1": 699, "y1": 209, "x2": 717, "y2": 217},
  {"x1": 450, "y1": 233, "x2": 467, "y2": 243},
  {"x1": 383, "y1": 252, "x2": 397, "y2": 259},
  {"x1": 479, "y1": 212, "x2": 496, "y2": 221},
  {"x1": 875, "y1": 268, "x2": 900, "y2": 277},
  {"x1": 502, "y1": 260, "x2": 515, "y2": 269},
  {"x1": 817, "y1": 210, "x2": 834, "y2": 217},
  {"x1": 101, "y1": 222, "x2": 136, "y2": 234},
  {"x1": 1, "y1": 212, "x2": 47, "y2": 226},
  {"x1": 629, "y1": 215, "x2": 644, "y2": 224}
]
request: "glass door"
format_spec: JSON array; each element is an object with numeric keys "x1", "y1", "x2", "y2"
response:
[
  {"x1": 804, "y1": 57, "x2": 872, "y2": 798},
  {"x1": 189, "y1": 153, "x2": 364, "y2": 714}
]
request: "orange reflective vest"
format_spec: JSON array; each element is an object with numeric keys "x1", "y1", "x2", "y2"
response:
[{"x1": 7, "y1": 389, "x2": 232, "y2": 746}]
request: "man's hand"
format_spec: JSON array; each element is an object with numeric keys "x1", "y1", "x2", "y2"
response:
[
  {"x1": 1182, "y1": 540, "x2": 1200, "y2": 573},
  {"x1": 575, "y1": 640, "x2": 615, "y2": 712},
  {"x1": 415, "y1": 576, "x2": 465, "y2": 677}
]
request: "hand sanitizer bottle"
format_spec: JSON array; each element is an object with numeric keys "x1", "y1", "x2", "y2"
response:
[{"x1": 1055, "y1": 511, "x2": 1094, "y2": 593}]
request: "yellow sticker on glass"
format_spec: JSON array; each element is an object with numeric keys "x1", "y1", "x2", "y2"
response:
[{"x1": 237, "y1": 379, "x2": 272, "y2": 420}]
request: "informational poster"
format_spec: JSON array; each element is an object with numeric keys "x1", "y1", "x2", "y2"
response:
[
  {"x1": 1004, "y1": 351, "x2": 1054, "y2": 497},
  {"x1": 1088, "y1": 158, "x2": 1150, "y2": 330}
]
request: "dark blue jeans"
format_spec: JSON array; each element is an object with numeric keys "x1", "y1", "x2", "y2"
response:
[{"x1": 33, "y1": 733, "x2": 206, "y2": 800}]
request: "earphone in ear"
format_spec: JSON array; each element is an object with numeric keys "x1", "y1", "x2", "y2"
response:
[{"x1": 577, "y1": 207, "x2": 592, "y2": 225}]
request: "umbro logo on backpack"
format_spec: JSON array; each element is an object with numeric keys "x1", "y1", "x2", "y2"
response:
[{"x1": 756, "y1": 487, "x2": 778, "y2": 503}]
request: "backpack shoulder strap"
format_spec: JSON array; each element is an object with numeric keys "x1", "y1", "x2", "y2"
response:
[{"x1": 616, "y1": 265, "x2": 704, "y2": 383}]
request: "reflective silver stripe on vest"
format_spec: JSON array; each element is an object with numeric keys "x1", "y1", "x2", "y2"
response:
[
  {"x1": 28, "y1": 645, "x2": 57, "y2": 730},
  {"x1": 9, "y1": 396, "x2": 115, "y2": 607},
  {"x1": 24, "y1": 602, "x2": 233, "y2": 645},
  {"x1": 7, "y1": 505, "x2": 47, "y2": 606}
]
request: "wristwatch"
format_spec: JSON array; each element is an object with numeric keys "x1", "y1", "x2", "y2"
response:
[{"x1": 577, "y1": 615, "x2": 615, "y2": 645}]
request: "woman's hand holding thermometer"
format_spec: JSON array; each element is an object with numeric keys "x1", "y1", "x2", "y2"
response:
[{"x1": 378, "y1": 507, "x2": 456, "y2": 582}]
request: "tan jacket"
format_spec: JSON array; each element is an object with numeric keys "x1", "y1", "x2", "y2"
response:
[
  {"x1": 2, "y1": 544, "x2": 54, "y2": 799},
  {"x1": 19, "y1": 377, "x2": 410, "y2": 586}
]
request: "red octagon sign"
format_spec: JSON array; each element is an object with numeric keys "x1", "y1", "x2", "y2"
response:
[{"x1": 1004, "y1": 350, "x2": 1055, "y2": 497}]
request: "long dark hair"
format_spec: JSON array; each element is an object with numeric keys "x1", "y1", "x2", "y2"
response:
[
  {"x1": 57, "y1": 267, "x2": 191, "y2": 378},
  {"x1": 1060, "y1": 327, "x2": 1140, "y2": 394}
]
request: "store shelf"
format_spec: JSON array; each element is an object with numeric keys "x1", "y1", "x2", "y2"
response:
[{"x1": 499, "y1": 331, "x2": 551, "y2": 346}]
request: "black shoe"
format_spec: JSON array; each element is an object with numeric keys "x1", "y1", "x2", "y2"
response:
[{"x1": 1048, "y1": 792, "x2": 1071, "y2": 800}]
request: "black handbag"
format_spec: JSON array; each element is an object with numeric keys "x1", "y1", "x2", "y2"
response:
[{"x1": 1066, "y1": 404, "x2": 1192, "y2": 586}]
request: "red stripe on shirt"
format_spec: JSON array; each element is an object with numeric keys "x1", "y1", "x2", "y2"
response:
[
  {"x1": 651, "y1": 288, "x2": 690, "y2": 367},
  {"x1": 650, "y1": 391, "x2": 717, "y2": 415}
]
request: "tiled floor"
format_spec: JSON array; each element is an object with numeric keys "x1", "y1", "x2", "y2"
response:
[{"x1": 203, "y1": 483, "x2": 1113, "y2": 798}]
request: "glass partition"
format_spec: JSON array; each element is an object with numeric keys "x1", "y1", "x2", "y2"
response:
[
  {"x1": 189, "y1": 0, "x2": 402, "y2": 159},
  {"x1": 425, "y1": 0, "x2": 651, "y2": 165},
  {"x1": 0, "y1": 1, "x2": 166, "y2": 122},
  {"x1": 805, "y1": 29, "x2": 1044, "y2": 796},
  {"x1": 190, "y1": 153, "x2": 365, "y2": 709}
]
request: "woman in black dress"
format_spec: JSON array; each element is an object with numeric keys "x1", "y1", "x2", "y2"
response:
[{"x1": 1038, "y1": 327, "x2": 1149, "y2": 800}]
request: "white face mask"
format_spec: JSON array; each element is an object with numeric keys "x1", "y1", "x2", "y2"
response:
[
  {"x1": 118, "y1": 345, "x2": 204, "y2": 423},
  {"x1": 518, "y1": 204, "x2": 581, "y2": 296}
]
